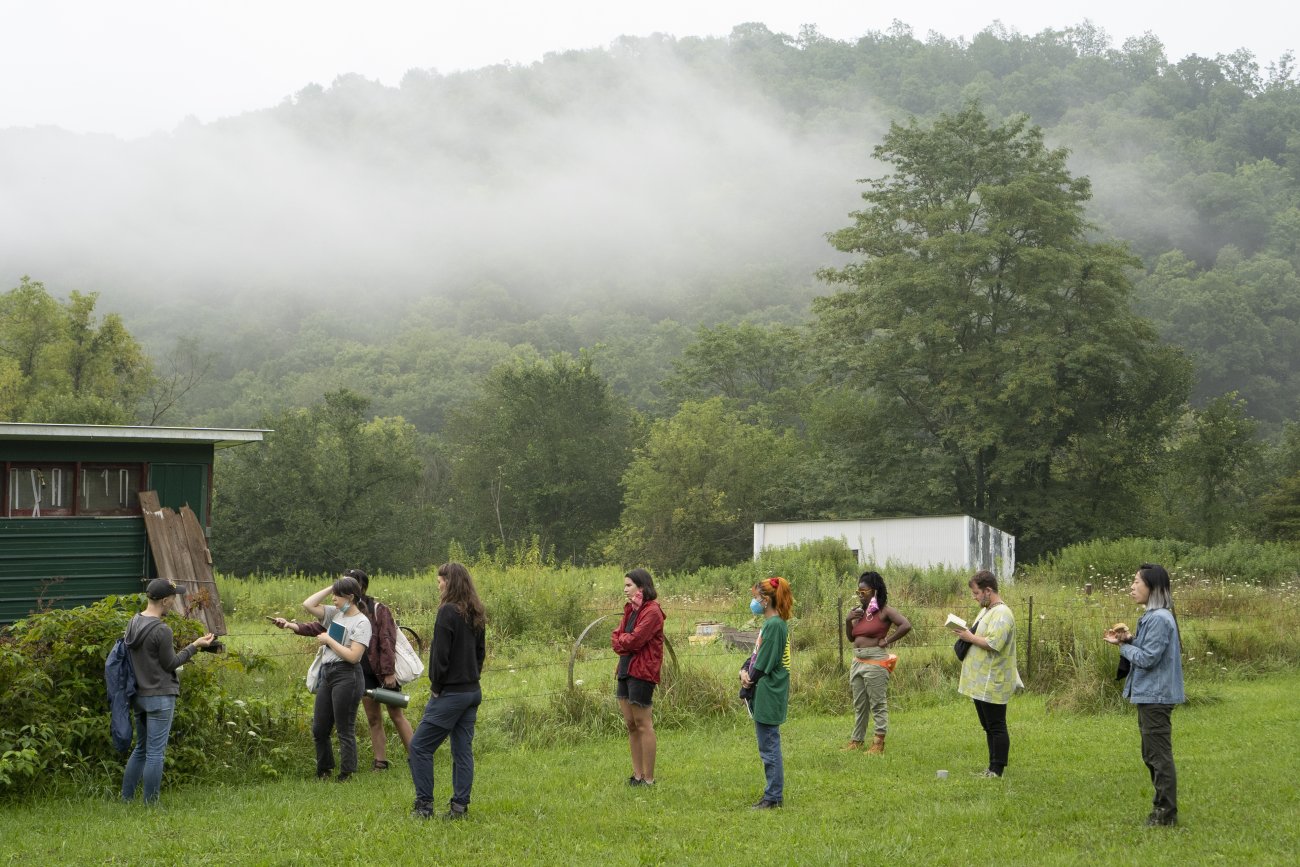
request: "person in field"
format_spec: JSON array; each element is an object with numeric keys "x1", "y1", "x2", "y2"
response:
[
  {"x1": 740, "y1": 576, "x2": 793, "y2": 809},
  {"x1": 843, "y1": 570, "x2": 911, "y2": 754},
  {"x1": 611, "y1": 567, "x2": 665, "y2": 786}
]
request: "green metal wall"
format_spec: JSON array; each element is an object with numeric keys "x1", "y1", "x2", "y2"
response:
[
  {"x1": 1, "y1": 440, "x2": 214, "y2": 624},
  {"x1": 0, "y1": 517, "x2": 148, "y2": 624}
]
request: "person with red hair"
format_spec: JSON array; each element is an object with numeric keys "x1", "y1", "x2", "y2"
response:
[{"x1": 740, "y1": 576, "x2": 793, "y2": 809}]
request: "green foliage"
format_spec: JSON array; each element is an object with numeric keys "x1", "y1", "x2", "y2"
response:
[
  {"x1": 815, "y1": 103, "x2": 1190, "y2": 559},
  {"x1": 0, "y1": 597, "x2": 296, "y2": 799},
  {"x1": 606, "y1": 398, "x2": 800, "y2": 571},
  {"x1": 445, "y1": 353, "x2": 636, "y2": 563},
  {"x1": 213, "y1": 388, "x2": 434, "y2": 574},
  {"x1": 0, "y1": 277, "x2": 154, "y2": 423},
  {"x1": 1035, "y1": 536, "x2": 1300, "y2": 587}
]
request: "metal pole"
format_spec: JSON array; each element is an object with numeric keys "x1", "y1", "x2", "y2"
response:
[{"x1": 1027, "y1": 595, "x2": 1034, "y2": 682}]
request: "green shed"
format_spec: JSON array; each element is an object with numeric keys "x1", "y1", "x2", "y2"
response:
[{"x1": 0, "y1": 423, "x2": 264, "y2": 624}]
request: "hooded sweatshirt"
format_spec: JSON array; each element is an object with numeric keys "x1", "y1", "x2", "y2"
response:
[{"x1": 125, "y1": 613, "x2": 198, "y2": 697}]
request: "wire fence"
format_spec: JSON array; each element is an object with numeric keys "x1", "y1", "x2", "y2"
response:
[{"x1": 207, "y1": 592, "x2": 1300, "y2": 721}]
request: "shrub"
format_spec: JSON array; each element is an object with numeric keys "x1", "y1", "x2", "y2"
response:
[{"x1": 0, "y1": 598, "x2": 298, "y2": 800}]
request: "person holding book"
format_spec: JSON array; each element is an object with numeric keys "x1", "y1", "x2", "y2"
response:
[
  {"x1": 299, "y1": 576, "x2": 372, "y2": 781},
  {"x1": 842, "y1": 570, "x2": 911, "y2": 754},
  {"x1": 611, "y1": 567, "x2": 665, "y2": 787},
  {"x1": 273, "y1": 568, "x2": 414, "y2": 770},
  {"x1": 740, "y1": 576, "x2": 793, "y2": 809},
  {"x1": 1104, "y1": 564, "x2": 1185, "y2": 827},
  {"x1": 950, "y1": 570, "x2": 1017, "y2": 778},
  {"x1": 410, "y1": 562, "x2": 487, "y2": 820}
]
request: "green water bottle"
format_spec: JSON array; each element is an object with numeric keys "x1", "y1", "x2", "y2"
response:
[{"x1": 365, "y1": 687, "x2": 410, "y2": 708}]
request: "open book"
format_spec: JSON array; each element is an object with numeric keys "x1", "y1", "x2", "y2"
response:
[{"x1": 944, "y1": 613, "x2": 967, "y2": 630}]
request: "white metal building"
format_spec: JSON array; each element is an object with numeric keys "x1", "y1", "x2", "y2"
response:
[{"x1": 753, "y1": 515, "x2": 1015, "y2": 582}]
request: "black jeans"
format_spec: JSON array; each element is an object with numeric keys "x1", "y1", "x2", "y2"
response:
[
  {"x1": 312, "y1": 661, "x2": 363, "y2": 776},
  {"x1": 1138, "y1": 704, "x2": 1177, "y2": 818},
  {"x1": 973, "y1": 699, "x2": 1010, "y2": 774}
]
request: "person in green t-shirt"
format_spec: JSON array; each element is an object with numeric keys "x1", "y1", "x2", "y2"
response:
[{"x1": 740, "y1": 576, "x2": 793, "y2": 809}]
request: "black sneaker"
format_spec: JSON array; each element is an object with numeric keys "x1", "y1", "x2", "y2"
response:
[
  {"x1": 336, "y1": 772, "x2": 352, "y2": 783},
  {"x1": 751, "y1": 798, "x2": 782, "y2": 810},
  {"x1": 316, "y1": 770, "x2": 332, "y2": 781},
  {"x1": 411, "y1": 799, "x2": 433, "y2": 819},
  {"x1": 444, "y1": 801, "x2": 468, "y2": 820},
  {"x1": 627, "y1": 775, "x2": 642, "y2": 786}
]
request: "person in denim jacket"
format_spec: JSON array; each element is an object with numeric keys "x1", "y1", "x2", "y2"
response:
[{"x1": 1105, "y1": 563, "x2": 1185, "y2": 827}]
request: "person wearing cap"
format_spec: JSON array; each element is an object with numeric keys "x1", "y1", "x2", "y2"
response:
[{"x1": 121, "y1": 578, "x2": 216, "y2": 804}]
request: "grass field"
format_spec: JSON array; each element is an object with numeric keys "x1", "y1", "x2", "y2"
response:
[{"x1": 4, "y1": 670, "x2": 1297, "y2": 865}]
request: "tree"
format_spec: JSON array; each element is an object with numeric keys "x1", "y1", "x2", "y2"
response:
[
  {"x1": 445, "y1": 353, "x2": 635, "y2": 562},
  {"x1": 664, "y1": 321, "x2": 808, "y2": 419},
  {"x1": 814, "y1": 104, "x2": 1189, "y2": 557},
  {"x1": 606, "y1": 398, "x2": 799, "y2": 571},
  {"x1": 0, "y1": 277, "x2": 154, "y2": 424},
  {"x1": 1152, "y1": 394, "x2": 1261, "y2": 545},
  {"x1": 213, "y1": 389, "x2": 431, "y2": 574}
]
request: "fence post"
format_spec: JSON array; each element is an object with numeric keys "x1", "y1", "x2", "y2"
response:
[{"x1": 1026, "y1": 595, "x2": 1034, "y2": 682}]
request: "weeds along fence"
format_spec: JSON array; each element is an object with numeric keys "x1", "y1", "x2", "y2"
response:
[
  {"x1": 208, "y1": 582, "x2": 1300, "y2": 745},
  {"x1": 4, "y1": 570, "x2": 1299, "y2": 799}
]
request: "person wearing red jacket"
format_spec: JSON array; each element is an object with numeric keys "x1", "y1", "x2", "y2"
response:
[{"x1": 611, "y1": 567, "x2": 665, "y2": 787}]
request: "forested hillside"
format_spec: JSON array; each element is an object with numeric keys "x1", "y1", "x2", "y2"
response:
[{"x1": 3, "y1": 21, "x2": 1300, "y2": 570}]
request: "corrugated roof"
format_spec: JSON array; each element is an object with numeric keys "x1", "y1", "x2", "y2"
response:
[{"x1": 0, "y1": 422, "x2": 267, "y2": 449}]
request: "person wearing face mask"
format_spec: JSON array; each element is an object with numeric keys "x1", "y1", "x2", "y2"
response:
[
  {"x1": 611, "y1": 568, "x2": 665, "y2": 787},
  {"x1": 949, "y1": 570, "x2": 1017, "y2": 778},
  {"x1": 1105, "y1": 564, "x2": 1185, "y2": 827},
  {"x1": 273, "y1": 568, "x2": 414, "y2": 770},
  {"x1": 299, "y1": 576, "x2": 372, "y2": 781},
  {"x1": 740, "y1": 576, "x2": 793, "y2": 809},
  {"x1": 842, "y1": 570, "x2": 911, "y2": 754}
]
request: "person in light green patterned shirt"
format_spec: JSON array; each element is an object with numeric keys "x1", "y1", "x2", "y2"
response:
[{"x1": 951, "y1": 570, "x2": 1017, "y2": 777}]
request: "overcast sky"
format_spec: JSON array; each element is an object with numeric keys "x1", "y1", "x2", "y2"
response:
[{"x1": 2, "y1": 0, "x2": 1297, "y2": 139}]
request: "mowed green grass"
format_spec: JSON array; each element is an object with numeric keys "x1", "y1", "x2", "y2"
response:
[{"x1": 4, "y1": 673, "x2": 1298, "y2": 865}]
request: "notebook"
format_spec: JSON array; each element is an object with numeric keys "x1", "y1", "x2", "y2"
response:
[{"x1": 328, "y1": 619, "x2": 346, "y2": 644}]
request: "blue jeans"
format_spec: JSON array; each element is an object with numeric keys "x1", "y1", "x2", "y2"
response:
[
  {"x1": 121, "y1": 694, "x2": 177, "y2": 803},
  {"x1": 755, "y1": 721, "x2": 783, "y2": 803},
  {"x1": 409, "y1": 688, "x2": 481, "y2": 807}
]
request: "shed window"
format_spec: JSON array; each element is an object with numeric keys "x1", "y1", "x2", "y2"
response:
[
  {"x1": 4, "y1": 463, "x2": 144, "y2": 517},
  {"x1": 80, "y1": 465, "x2": 142, "y2": 515},
  {"x1": 8, "y1": 465, "x2": 75, "y2": 516}
]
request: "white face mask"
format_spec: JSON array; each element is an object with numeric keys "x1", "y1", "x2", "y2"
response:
[{"x1": 339, "y1": 600, "x2": 351, "y2": 615}]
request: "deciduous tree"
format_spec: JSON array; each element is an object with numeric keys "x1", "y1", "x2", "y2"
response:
[{"x1": 815, "y1": 104, "x2": 1190, "y2": 556}]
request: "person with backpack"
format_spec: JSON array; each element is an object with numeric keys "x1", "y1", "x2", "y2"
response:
[
  {"x1": 120, "y1": 578, "x2": 216, "y2": 804},
  {"x1": 273, "y1": 568, "x2": 414, "y2": 769}
]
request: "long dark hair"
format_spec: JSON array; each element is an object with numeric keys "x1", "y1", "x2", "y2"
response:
[
  {"x1": 438, "y1": 562, "x2": 486, "y2": 630},
  {"x1": 1137, "y1": 563, "x2": 1173, "y2": 611},
  {"x1": 331, "y1": 575, "x2": 369, "y2": 616},
  {"x1": 343, "y1": 567, "x2": 374, "y2": 608},
  {"x1": 858, "y1": 570, "x2": 887, "y2": 608},
  {"x1": 625, "y1": 567, "x2": 658, "y2": 602}
]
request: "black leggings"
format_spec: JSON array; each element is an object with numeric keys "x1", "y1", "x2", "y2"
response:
[{"x1": 973, "y1": 699, "x2": 1010, "y2": 774}]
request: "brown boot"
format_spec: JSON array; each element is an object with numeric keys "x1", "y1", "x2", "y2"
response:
[
  {"x1": 840, "y1": 740, "x2": 863, "y2": 751},
  {"x1": 866, "y1": 733, "x2": 885, "y2": 755}
]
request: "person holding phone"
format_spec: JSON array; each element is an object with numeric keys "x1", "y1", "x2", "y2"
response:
[
  {"x1": 298, "y1": 576, "x2": 371, "y2": 781},
  {"x1": 843, "y1": 570, "x2": 911, "y2": 754},
  {"x1": 611, "y1": 567, "x2": 665, "y2": 787},
  {"x1": 273, "y1": 569, "x2": 413, "y2": 769}
]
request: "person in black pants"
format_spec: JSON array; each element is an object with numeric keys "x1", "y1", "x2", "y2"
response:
[{"x1": 410, "y1": 562, "x2": 487, "y2": 820}]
